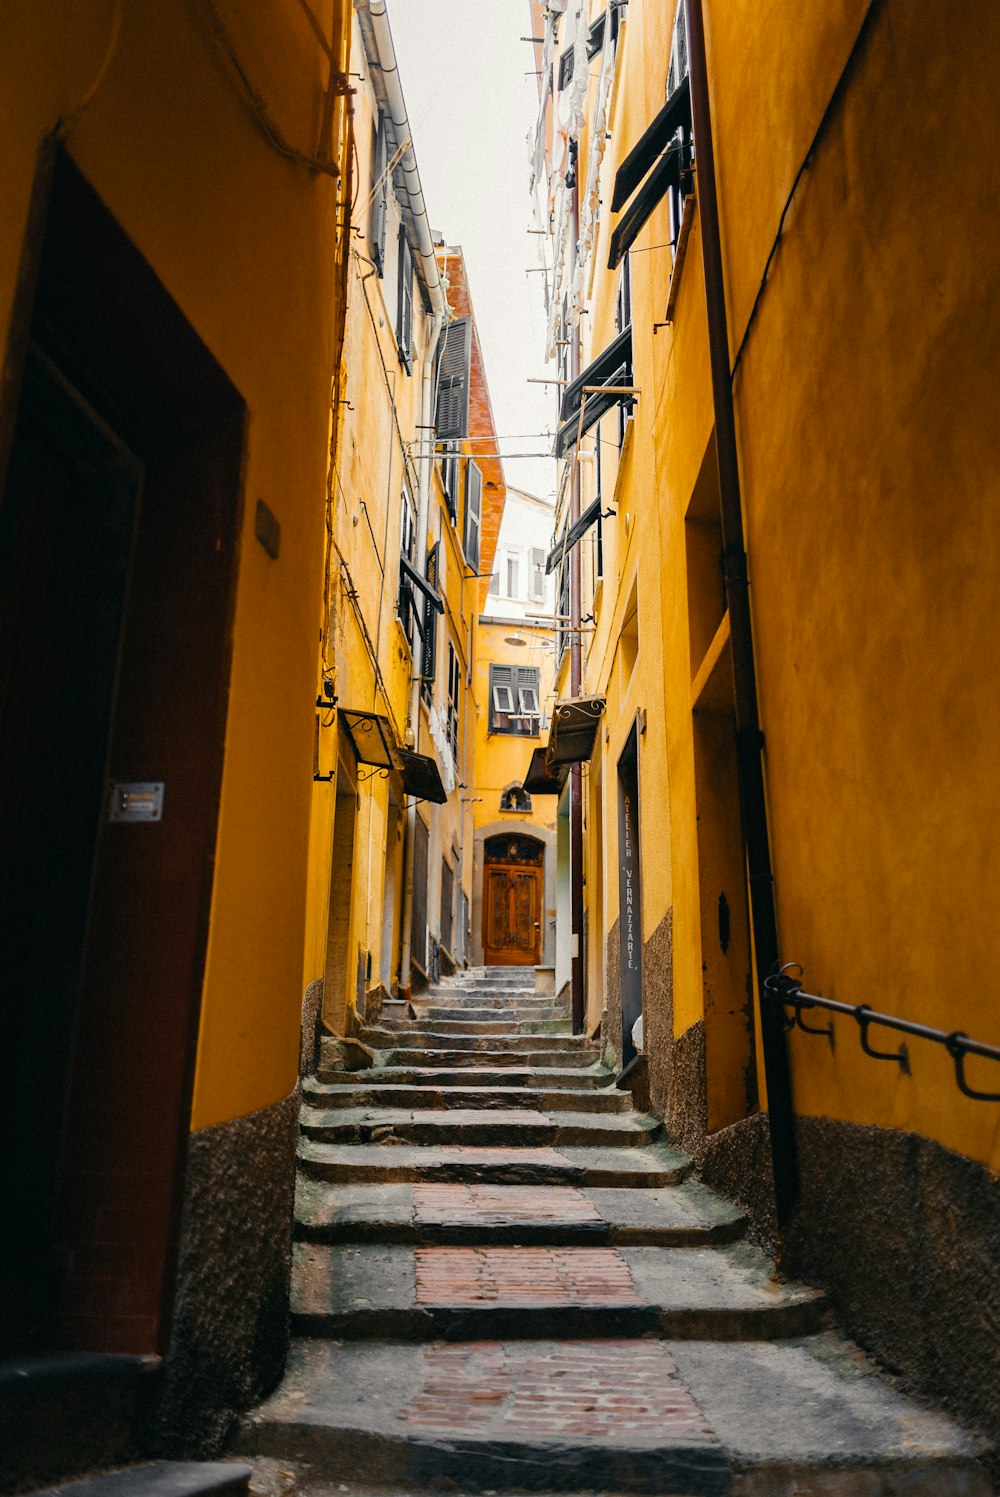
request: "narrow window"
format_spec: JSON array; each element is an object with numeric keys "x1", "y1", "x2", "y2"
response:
[
  {"x1": 465, "y1": 460, "x2": 482, "y2": 571},
  {"x1": 397, "y1": 227, "x2": 413, "y2": 374},
  {"x1": 529, "y1": 547, "x2": 546, "y2": 602},
  {"x1": 371, "y1": 112, "x2": 388, "y2": 275},
  {"x1": 506, "y1": 553, "x2": 519, "y2": 597},
  {"x1": 447, "y1": 643, "x2": 461, "y2": 759}
]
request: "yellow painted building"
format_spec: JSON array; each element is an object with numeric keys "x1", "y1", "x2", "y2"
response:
[
  {"x1": 0, "y1": 0, "x2": 353, "y2": 1462},
  {"x1": 537, "y1": 0, "x2": 1000, "y2": 1448}
]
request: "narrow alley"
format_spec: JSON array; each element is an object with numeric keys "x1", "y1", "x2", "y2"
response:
[
  {"x1": 242, "y1": 966, "x2": 984, "y2": 1492},
  {"x1": 1, "y1": 1, "x2": 999, "y2": 1496}
]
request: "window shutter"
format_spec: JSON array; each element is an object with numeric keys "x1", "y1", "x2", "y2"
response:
[
  {"x1": 465, "y1": 460, "x2": 482, "y2": 570},
  {"x1": 530, "y1": 547, "x2": 546, "y2": 601},
  {"x1": 421, "y1": 543, "x2": 439, "y2": 683},
  {"x1": 371, "y1": 113, "x2": 388, "y2": 275},
  {"x1": 490, "y1": 664, "x2": 515, "y2": 719},
  {"x1": 397, "y1": 228, "x2": 413, "y2": 374},
  {"x1": 517, "y1": 666, "x2": 541, "y2": 716},
  {"x1": 435, "y1": 318, "x2": 473, "y2": 440}
]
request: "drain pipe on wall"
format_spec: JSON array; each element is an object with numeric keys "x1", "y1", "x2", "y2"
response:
[
  {"x1": 355, "y1": 1, "x2": 447, "y2": 995},
  {"x1": 686, "y1": 0, "x2": 800, "y2": 1227}
]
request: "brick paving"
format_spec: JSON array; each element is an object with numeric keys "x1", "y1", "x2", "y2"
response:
[
  {"x1": 413, "y1": 1182, "x2": 603, "y2": 1226},
  {"x1": 413, "y1": 1247, "x2": 641, "y2": 1306},
  {"x1": 403, "y1": 1340, "x2": 716, "y2": 1439}
]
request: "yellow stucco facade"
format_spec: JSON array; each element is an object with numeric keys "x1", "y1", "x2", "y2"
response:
[{"x1": 544, "y1": 0, "x2": 1000, "y2": 1182}]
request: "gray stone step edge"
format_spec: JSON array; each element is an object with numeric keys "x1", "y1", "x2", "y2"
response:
[{"x1": 23, "y1": 1462, "x2": 252, "y2": 1497}]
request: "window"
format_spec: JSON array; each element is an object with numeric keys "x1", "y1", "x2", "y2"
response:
[
  {"x1": 488, "y1": 569, "x2": 500, "y2": 596},
  {"x1": 529, "y1": 547, "x2": 546, "y2": 602},
  {"x1": 447, "y1": 643, "x2": 461, "y2": 760},
  {"x1": 556, "y1": 560, "x2": 571, "y2": 662},
  {"x1": 440, "y1": 442, "x2": 459, "y2": 522},
  {"x1": 420, "y1": 542, "x2": 439, "y2": 697},
  {"x1": 594, "y1": 441, "x2": 605, "y2": 580},
  {"x1": 490, "y1": 664, "x2": 541, "y2": 736},
  {"x1": 371, "y1": 111, "x2": 388, "y2": 275},
  {"x1": 397, "y1": 484, "x2": 418, "y2": 648},
  {"x1": 396, "y1": 227, "x2": 413, "y2": 374},
  {"x1": 665, "y1": 2, "x2": 691, "y2": 255},
  {"x1": 465, "y1": 460, "x2": 482, "y2": 570},
  {"x1": 615, "y1": 251, "x2": 632, "y2": 335},
  {"x1": 506, "y1": 552, "x2": 519, "y2": 598},
  {"x1": 500, "y1": 785, "x2": 532, "y2": 813},
  {"x1": 667, "y1": 0, "x2": 688, "y2": 97}
]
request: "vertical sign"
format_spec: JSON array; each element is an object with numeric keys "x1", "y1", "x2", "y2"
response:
[{"x1": 617, "y1": 724, "x2": 643, "y2": 1067}]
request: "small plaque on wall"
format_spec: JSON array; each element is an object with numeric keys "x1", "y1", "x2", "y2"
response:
[{"x1": 108, "y1": 782, "x2": 165, "y2": 822}]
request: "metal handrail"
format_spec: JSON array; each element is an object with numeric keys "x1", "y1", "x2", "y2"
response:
[{"x1": 765, "y1": 964, "x2": 1000, "y2": 1103}]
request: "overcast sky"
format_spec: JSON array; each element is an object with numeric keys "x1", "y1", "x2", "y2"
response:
[{"x1": 387, "y1": 1, "x2": 557, "y2": 501}]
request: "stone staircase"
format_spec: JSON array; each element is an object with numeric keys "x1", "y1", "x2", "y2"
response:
[{"x1": 237, "y1": 967, "x2": 989, "y2": 1494}]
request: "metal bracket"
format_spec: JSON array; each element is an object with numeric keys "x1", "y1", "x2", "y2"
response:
[
  {"x1": 854, "y1": 1005, "x2": 910, "y2": 1073},
  {"x1": 945, "y1": 1032, "x2": 1000, "y2": 1102}
]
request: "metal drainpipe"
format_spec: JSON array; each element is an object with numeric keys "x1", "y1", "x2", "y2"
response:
[
  {"x1": 686, "y1": 0, "x2": 799, "y2": 1225},
  {"x1": 568, "y1": 143, "x2": 586, "y2": 1035},
  {"x1": 355, "y1": 0, "x2": 447, "y2": 995}
]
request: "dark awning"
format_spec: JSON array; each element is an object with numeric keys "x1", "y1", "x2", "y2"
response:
[
  {"x1": 555, "y1": 327, "x2": 633, "y2": 459},
  {"x1": 608, "y1": 140, "x2": 685, "y2": 270},
  {"x1": 341, "y1": 710, "x2": 396, "y2": 769},
  {"x1": 611, "y1": 75, "x2": 691, "y2": 213},
  {"x1": 396, "y1": 748, "x2": 447, "y2": 804},
  {"x1": 523, "y1": 745, "x2": 569, "y2": 796},
  {"x1": 545, "y1": 496, "x2": 602, "y2": 576},
  {"x1": 547, "y1": 696, "x2": 606, "y2": 766},
  {"x1": 400, "y1": 555, "x2": 444, "y2": 614}
]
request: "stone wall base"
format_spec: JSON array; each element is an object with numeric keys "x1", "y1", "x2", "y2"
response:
[{"x1": 148, "y1": 1087, "x2": 299, "y2": 1457}]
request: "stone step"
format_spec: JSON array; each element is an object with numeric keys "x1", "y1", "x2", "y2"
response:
[
  {"x1": 373, "y1": 1046, "x2": 600, "y2": 1069},
  {"x1": 363, "y1": 1029, "x2": 593, "y2": 1052},
  {"x1": 413, "y1": 1005, "x2": 568, "y2": 1022},
  {"x1": 294, "y1": 1179, "x2": 748, "y2": 1247},
  {"x1": 380, "y1": 1015, "x2": 571, "y2": 1034},
  {"x1": 298, "y1": 1106, "x2": 662, "y2": 1150},
  {"x1": 302, "y1": 1079, "x2": 633, "y2": 1112},
  {"x1": 26, "y1": 1463, "x2": 253, "y2": 1497},
  {"x1": 237, "y1": 1336, "x2": 991, "y2": 1495},
  {"x1": 316, "y1": 1065, "x2": 619, "y2": 1090},
  {"x1": 287, "y1": 1241, "x2": 827, "y2": 1342},
  {"x1": 297, "y1": 1139, "x2": 693, "y2": 1188}
]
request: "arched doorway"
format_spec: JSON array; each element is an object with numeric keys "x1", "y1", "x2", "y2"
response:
[{"x1": 482, "y1": 834, "x2": 544, "y2": 966}]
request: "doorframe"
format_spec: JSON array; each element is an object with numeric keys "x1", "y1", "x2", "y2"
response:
[
  {"x1": 617, "y1": 718, "x2": 644, "y2": 1069},
  {"x1": 471, "y1": 819, "x2": 556, "y2": 967},
  {"x1": 0, "y1": 143, "x2": 246, "y2": 1355}
]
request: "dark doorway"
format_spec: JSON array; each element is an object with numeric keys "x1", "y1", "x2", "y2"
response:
[
  {"x1": 483, "y1": 834, "x2": 544, "y2": 967},
  {"x1": 617, "y1": 724, "x2": 643, "y2": 1067},
  {"x1": 0, "y1": 147, "x2": 245, "y2": 1356}
]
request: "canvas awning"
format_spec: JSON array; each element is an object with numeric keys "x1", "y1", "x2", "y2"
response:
[
  {"x1": 547, "y1": 696, "x2": 606, "y2": 766},
  {"x1": 545, "y1": 496, "x2": 603, "y2": 576},
  {"x1": 522, "y1": 745, "x2": 569, "y2": 796},
  {"x1": 396, "y1": 748, "x2": 447, "y2": 804},
  {"x1": 608, "y1": 75, "x2": 692, "y2": 271},
  {"x1": 554, "y1": 327, "x2": 633, "y2": 459}
]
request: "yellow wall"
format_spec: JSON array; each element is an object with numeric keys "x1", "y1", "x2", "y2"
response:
[
  {"x1": 559, "y1": 0, "x2": 1000, "y2": 1173},
  {"x1": 473, "y1": 618, "x2": 558, "y2": 836},
  {"x1": 0, "y1": 0, "x2": 352, "y2": 1130}
]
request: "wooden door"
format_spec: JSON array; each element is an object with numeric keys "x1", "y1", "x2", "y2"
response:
[{"x1": 483, "y1": 836, "x2": 544, "y2": 966}]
